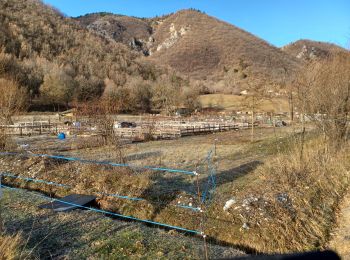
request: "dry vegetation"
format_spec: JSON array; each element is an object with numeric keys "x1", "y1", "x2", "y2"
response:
[
  {"x1": 199, "y1": 94, "x2": 290, "y2": 113},
  {"x1": 296, "y1": 52, "x2": 350, "y2": 145},
  {"x1": 206, "y1": 137, "x2": 350, "y2": 253},
  {"x1": 0, "y1": 0, "x2": 196, "y2": 113},
  {"x1": 0, "y1": 233, "x2": 23, "y2": 260},
  {"x1": 146, "y1": 9, "x2": 301, "y2": 93},
  {"x1": 76, "y1": 13, "x2": 153, "y2": 54},
  {"x1": 282, "y1": 39, "x2": 347, "y2": 60},
  {"x1": 0, "y1": 187, "x2": 245, "y2": 259},
  {"x1": 0, "y1": 78, "x2": 27, "y2": 124},
  {"x1": 1, "y1": 127, "x2": 349, "y2": 254},
  {"x1": 77, "y1": 9, "x2": 306, "y2": 95},
  {"x1": 0, "y1": 0, "x2": 349, "y2": 257}
]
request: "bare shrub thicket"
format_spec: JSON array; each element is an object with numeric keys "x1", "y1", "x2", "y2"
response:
[
  {"x1": 0, "y1": 128, "x2": 8, "y2": 151},
  {"x1": 0, "y1": 78, "x2": 26, "y2": 151},
  {"x1": 297, "y1": 52, "x2": 350, "y2": 147},
  {"x1": 250, "y1": 138, "x2": 349, "y2": 252},
  {"x1": 0, "y1": 0, "x2": 170, "y2": 109},
  {"x1": 208, "y1": 137, "x2": 350, "y2": 253},
  {"x1": 102, "y1": 73, "x2": 200, "y2": 115},
  {"x1": 39, "y1": 67, "x2": 76, "y2": 110},
  {"x1": 0, "y1": 78, "x2": 27, "y2": 124},
  {"x1": 75, "y1": 101, "x2": 126, "y2": 163}
]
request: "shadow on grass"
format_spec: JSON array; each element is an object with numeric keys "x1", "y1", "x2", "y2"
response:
[
  {"x1": 214, "y1": 160, "x2": 263, "y2": 187},
  {"x1": 125, "y1": 151, "x2": 162, "y2": 161},
  {"x1": 4, "y1": 212, "x2": 89, "y2": 258},
  {"x1": 141, "y1": 160, "x2": 263, "y2": 220}
]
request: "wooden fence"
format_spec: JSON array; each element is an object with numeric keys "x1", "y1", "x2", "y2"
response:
[
  {"x1": 114, "y1": 122, "x2": 250, "y2": 140},
  {"x1": 0, "y1": 123, "x2": 65, "y2": 136},
  {"x1": 1, "y1": 120, "x2": 255, "y2": 141}
]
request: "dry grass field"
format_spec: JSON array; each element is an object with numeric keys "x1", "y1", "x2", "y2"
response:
[
  {"x1": 1, "y1": 121, "x2": 349, "y2": 257},
  {"x1": 199, "y1": 94, "x2": 290, "y2": 113},
  {"x1": 1, "y1": 187, "x2": 245, "y2": 259}
]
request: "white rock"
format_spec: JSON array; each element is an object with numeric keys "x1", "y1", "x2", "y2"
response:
[
  {"x1": 242, "y1": 223, "x2": 249, "y2": 230},
  {"x1": 223, "y1": 198, "x2": 236, "y2": 211}
]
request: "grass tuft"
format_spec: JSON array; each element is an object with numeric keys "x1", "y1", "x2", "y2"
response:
[{"x1": 0, "y1": 233, "x2": 23, "y2": 260}]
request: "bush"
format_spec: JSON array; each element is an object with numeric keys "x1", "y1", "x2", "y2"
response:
[
  {"x1": 207, "y1": 137, "x2": 350, "y2": 253},
  {"x1": 297, "y1": 52, "x2": 350, "y2": 147},
  {"x1": 0, "y1": 78, "x2": 27, "y2": 124}
]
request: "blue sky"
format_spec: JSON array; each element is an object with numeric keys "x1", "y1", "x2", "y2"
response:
[{"x1": 43, "y1": 0, "x2": 350, "y2": 48}]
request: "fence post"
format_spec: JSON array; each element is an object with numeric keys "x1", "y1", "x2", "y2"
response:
[{"x1": 0, "y1": 174, "x2": 2, "y2": 233}]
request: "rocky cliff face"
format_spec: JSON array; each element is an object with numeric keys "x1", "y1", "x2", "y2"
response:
[
  {"x1": 76, "y1": 13, "x2": 153, "y2": 55},
  {"x1": 282, "y1": 40, "x2": 347, "y2": 60},
  {"x1": 154, "y1": 23, "x2": 190, "y2": 53}
]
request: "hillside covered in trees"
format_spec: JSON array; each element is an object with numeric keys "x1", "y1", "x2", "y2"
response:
[
  {"x1": 0, "y1": 0, "x2": 348, "y2": 116},
  {"x1": 0, "y1": 0, "x2": 197, "y2": 114}
]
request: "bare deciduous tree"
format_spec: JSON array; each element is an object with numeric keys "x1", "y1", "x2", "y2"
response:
[
  {"x1": 242, "y1": 82, "x2": 267, "y2": 142},
  {"x1": 39, "y1": 69, "x2": 75, "y2": 110},
  {"x1": 297, "y1": 52, "x2": 350, "y2": 147},
  {"x1": 0, "y1": 78, "x2": 27, "y2": 124}
]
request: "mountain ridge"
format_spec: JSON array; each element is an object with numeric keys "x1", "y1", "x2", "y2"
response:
[
  {"x1": 281, "y1": 39, "x2": 348, "y2": 60},
  {"x1": 77, "y1": 9, "x2": 304, "y2": 93},
  {"x1": 1, "y1": 0, "x2": 348, "y2": 110}
]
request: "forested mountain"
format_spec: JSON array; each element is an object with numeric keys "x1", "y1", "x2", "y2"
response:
[
  {"x1": 79, "y1": 9, "x2": 303, "y2": 94},
  {"x1": 0, "y1": 0, "x2": 181, "y2": 112},
  {"x1": 0, "y1": 0, "x2": 348, "y2": 113},
  {"x1": 75, "y1": 13, "x2": 153, "y2": 55}
]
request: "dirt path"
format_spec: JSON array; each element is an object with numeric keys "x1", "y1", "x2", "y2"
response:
[{"x1": 329, "y1": 189, "x2": 350, "y2": 259}]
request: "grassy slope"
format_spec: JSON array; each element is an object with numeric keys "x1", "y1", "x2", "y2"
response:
[
  {"x1": 199, "y1": 94, "x2": 290, "y2": 113},
  {"x1": 329, "y1": 190, "x2": 350, "y2": 258},
  {"x1": 0, "y1": 188, "x2": 244, "y2": 259},
  {"x1": 1, "y1": 126, "x2": 299, "y2": 252},
  {"x1": 3, "y1": 125, "x2": 349, "y2": 253}
]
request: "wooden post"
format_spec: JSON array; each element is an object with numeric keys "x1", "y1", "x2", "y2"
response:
[
  {"x1": 251, "y1": 109, "x2": 254, "y2": 142},
  {"x1": 214, "y1": 138, "x2": 218, "y2": 156},
  {"x1": 251, "y1": 96, "x2": 255, "y2": 142},
  {"x1": 0, "y1": 174, "x2": 2, "y2": 233}
]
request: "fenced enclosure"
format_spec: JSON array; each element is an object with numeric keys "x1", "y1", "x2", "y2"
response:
[
  {"x1": 1, "y1": 115, "x2": 259, "y2": 142},
  {"x1": 0, "y1": 147, "x2": 217, "y2": 255}
]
